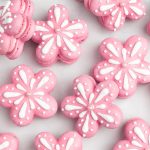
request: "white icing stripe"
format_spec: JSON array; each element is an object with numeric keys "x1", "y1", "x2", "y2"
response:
[
  {"x1": 56, "y1": 145, "x2": 60, "y2": 150},
  {"x1": 129, "y1": 0, "x2": 137, "y2": 3},
  {"x1": 134, "y1": 127, "x2": 146, "y2": 143},
  {"x1": 79, "y1": 111, "x2": 87, "y2": 118},
  {"x1": 96, "y1": 104, "x2": 106, "y2": 109},
  {"x1": 97, "y1": 112, "x2": 114, "y2": 123},
  {"x1": 14, "y1": 96, "x2": 24, "y2": 105},
  {"x1": 129, "y1": 6, "x2": 143, "y2": 15},
  {"x1": 56, "y1": 35, "x2": 62, "y2": 47},
  {"x1": 76, "y1": 97, "x2": 87, "y2": 106},
  {"x1": 82, "y1": 114, "x2": 90, "y2": 133},
  {"x1": 124, "y1": 7, "x2": 129, "y2": 15},
  {"x1": 47, "y1": 21, "x2": 54, "y2": 29},
  {"x1": 33, "y1": 91, "x2": 45, "y2": 96},
  {"x1": 61, "y1": 20, "x2": 69, "y2": 28},
  {"x1": 19, "y1": 102, "x2": 27, "y2": 119},
  {"x1": 19, "y1": 70, "x2": 28, "y2": 85},
  {"x1": 123, "y1": 74, "x2": 129, "y2": 90},
  {"x1": 95, "y1": 88, "x2": 109, "y2": 103},
  {"x1": 115, "y1": 70, "x2": 122, "y2": 81},
  {"x1": 3, "y1": 92, "x2": 21, "y2": 98},
  {"x1": 77, "y1": 83, "x2": 87, "y2": 100},
  {"x1": 0, "y1": 141, "x2": 9, "y2": 149},
  {"x1": 29, "y1": 99, "x2": 35, "y2": 110},
  {"x1": 131, "y1": 41, "x2": 142, "y2": 57},
  {"x1": 37, "y1": 76, "x2": 49, "y2": 88},
  {"x1": 108, "y1": 59, "x2": 120, "y2": 65},
  {"x1": 131, "y1": 140, "x2": 143, "y2": 147},
  {"x1": 30, "y1": 78, "x2": 36, "y2": 90},
  {"x1": 54, "y1": 7, "x2": 61, "y2": 23},
  {"x1": 3, "y1": 17, "x2": 12, "y2": 24},
  {"x1": 128, "y1": 70, "x2": 137, "y2": 79},
  {"x1": 42, "y1": 38, "x2": 54, "y2": 54},
  {"x1": 106, "y1": 43, "x2": 119, "y2": 57},
  {"x1": 100, "y1": 4, "x2": 115, "y2": 11},
  {"x1": 63, "y1": 38, "x2": 77, "y2": 52},
  {"x1": 100, "y1": 67, "x2": 114, "y2": 75},
  {"x1": 115, "y1": 11, "x2": 122, "y2": 28},
  {"x1": 133, "y1": 68, "x2": 150, "y2": 75},
  {"x1": 65, "y1": 105, "x2": 82, "y2": 111},
  {"x1": 89, "y1": 93, "x2": 94, "y2": 104},
  {"x1": 1, "y1": 1, "x2": 11, "y2": 15},
  {"x1": 122, "y1": 48, "x2": 127, "y2": 61},
  {"x1": 36, "y1": 25, "x2": 49, "y2": 32},
  {"x1": 129, "y1": 59, "x2": 141, "y2": 65},
  {"x1": 66, "y1": 137, "x2": 74, "y2": 150},
  {"x1": 16, "y1": 84, "x2": 26, "y2": 92},
  {"x1": 40, "y1": 138, "x2": 52, "y2": 150},
  {"x1": 0, "y1": 25, "x2": 4, "y2": 33},
  {"x1": 111, "y1": 8, "x2": 119, "y2": 16},
  {"x1": 66, "y1": 23, "x2": 83, "y2": 30},
  {"x1": 62, "y1": 31, "x2": 73, "y2": 38},
  {"x1": 91, "y1": 111, "x2": 98, "y2": 121},
  {"x1": 34, "y1": 98, "x2": 50, "y2": 110}
]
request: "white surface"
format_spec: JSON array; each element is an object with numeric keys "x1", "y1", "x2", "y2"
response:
[{"x1": 1, "y1": 0, "x2": 150, "y2": 149}]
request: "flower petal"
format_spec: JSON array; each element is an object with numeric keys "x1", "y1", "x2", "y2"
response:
[
  {"x1": 124, "y1": 36, "x2": 148, "y2": 59},
  {"x1": 73, "y1": 75, "x2": 96, "y2": 101},
  {"x1": 59, "y1": 132, "x2": 82, "y2": 150},
  {"x1": 0, "y1": 84, "x2": 23, "y2": 107},
  {"x1": 113, "y1": 140, "x2": 140, "y2": 150},
  {"x1": 99, "y1": 38, "x2": 123, "y2": 60},
  {"x1": 34, "y1": 95, "x2": 57, "y2": 118},
  {"x1": 94, "y1": 80, "x2": 119, "y2": 104},
  {"x1": 100, "y1": 9, "x2": 126, "y2": 31},
  {"x1": 36, "y1": 37, "x2": 59, "y2": 66},
  {"x1": 32, "y1": 21, "x2": 52, "y2": 43},
  {"x1": 61, "y1": 96, "x2": 85, "y2": 119},
  {"x1": 47, "y1": 4, "x2": 69, "y2": 25},
  {"x1": 35, "y1": 132, "x2": 57, "y2": 150},
  {"x1": 94, "y1": 61, "x2": 119, "y2": 82},
  {"x1": 34, "y1": 70, "x2": 56, "y2": 92},
  {"x1": 97, "y1": 104, "x2": 122, "y2": 129},
  {"x1": 124, "y1": 119, "x2": 150, "y2": 147},
  {"x1": 10, "y1": 98, "x2": 34, "y2": 126},
  {"x1": 12, "y1": 65, "x2": 34, "y2": 88},
  {"x1": 127, "y1": 1, "x2": 146, "y2": 20},
  {"x1": 90, "y1": 0, "x2": 117, "y2": 16},
  {"x1": 76, "y1": 114, "x2": 99, "y2": 138},
  {"x1": 59, "y1": 37, "x2": 81, "y2": 64},
  {"x1": 63, "y1": 19, "x2": 88, "y2": 42}
]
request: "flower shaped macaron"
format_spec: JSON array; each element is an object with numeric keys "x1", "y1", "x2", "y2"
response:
[
  {"x1": 0, "y1": 133, "x2": 18, "y2": 150},
  {"x1": 93, "y1": 36, "x2": 150, "y2": 98},
  {"x1": 32, "y1": 4, "x2": 88, "y2": 66},
  {"x1": 61, "y1": 75, "x2": 122, "y2": 138},
  {"x1": 0, "y1": 65, "x2": 58, "y2": 126},
  {"x1": 0, "y1": 0, "x2": 35, "y2": 59},
  {"x1": 114, "y1": 118, "x2": 150, "y2": 150},
  {"x1": 84, "y1": 0, "x2": 146, "y2": 31},
  {"x1": 35, "y1": 131, "x2": 82, "y2": 150}
]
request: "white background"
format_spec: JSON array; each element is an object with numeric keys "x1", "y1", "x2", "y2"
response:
[{"x1": 1, "y1": 0, "x2": 150, "y2": 149}]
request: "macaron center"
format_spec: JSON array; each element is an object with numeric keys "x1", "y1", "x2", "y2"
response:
[
  {"x1": 88, "y1": 104, "x2": 95, "y2": 110},
  {"x1": 25, "y1": 92, "x2": 32, "y2": 97}
]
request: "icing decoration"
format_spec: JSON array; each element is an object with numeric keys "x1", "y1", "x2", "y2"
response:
[
  {"x1": 61, "y1": 75, "x2": 122, "y2": 138},
  {"x1": 0, "y1": 133, "x2": 18, "y2": 150},
  {"x1": 93, "y1": 36, "x2": 150, "y2": 98},
  {"x1": 113, "y1": 118, "x2": 150, "y2": 150},
  {"x1": 34, "y1": 131, "x2": 82, "y2": 150},
  {"x1": 0, "y1": 64, "x2": 58, "y2": 126},
  {"x1": 82, "y1": 0, "x2": 146, "y2": 31},
  {"x1": 0, "y1": 0, "x2": 35, "y2": 59},
  {"x1": 32, "y1": 4, "x2": 88, "y2": 66}
]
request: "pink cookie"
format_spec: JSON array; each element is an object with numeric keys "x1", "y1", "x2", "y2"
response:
[
  {"x1": 0, "y1": 0, "x2": 35, "y2": 59},
  {"x1": 113, "y1": 118, "x2": 150, "y2": 150},
  {"x1": 93, "y1": 36, "x2": 150, "y2": 98},
  {"x1": 61, "y1": 75, "x2": 122, "y2": 138},
  {"x1": 32, "y1": 4, "x2": 88, "y2": 66},
  {"x1": 0, "y1": 64, "x2": 57, "y2": 126},
  {"x1": 35, "y1": 131, "x2": 82, "y2": 150},
  {"x1": 0, "y1": 133, "x2": 18, "y2": 150},
  {"x1": 81, "y1": 0, "x2": 146, "y2": 31}
]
